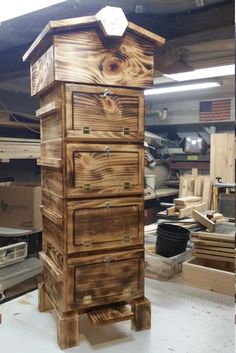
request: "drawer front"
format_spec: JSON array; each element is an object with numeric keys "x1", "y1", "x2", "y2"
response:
[
  {"x1": 67, "y1": 197, "x2": 144, "y2": 253},
  {"x1": 66, "y1": 143, "x2": 144, "y2": 197},
  {"x1": 65, "y1": 84, "x2": 144, "y2": 141},
  {"x1": 67, "y1": 250, "x2": 144, "y2": 310}
]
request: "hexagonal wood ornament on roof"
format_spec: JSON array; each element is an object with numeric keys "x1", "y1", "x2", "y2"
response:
[{"x1": 96, "y1": 6, "x2": 128, "y2": 37}]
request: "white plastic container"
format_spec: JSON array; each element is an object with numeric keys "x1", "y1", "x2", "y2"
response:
[
  {"x1": 0, "y1": 242, "x2": 27, "y2": 268},
  {"x1": 145, "y1": 174, "x2": 156, "y2": 189}
]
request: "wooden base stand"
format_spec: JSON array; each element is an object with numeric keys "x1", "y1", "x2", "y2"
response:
[
  {"x1": 38, "y1": 285, "x2": 151, "y2": 349},
  {"x1": 131, "y1": 297, "x2": 151, "y2": 331},
  {"x1": 57, "y1": 311, "x2": 80, "y2": 349}
]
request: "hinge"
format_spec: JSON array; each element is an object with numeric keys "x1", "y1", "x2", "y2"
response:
[
  {"x1": 124, "y1": 182, "x2": 131, "y2": 190},
  {"x1": 123, "y1": 288, "x2": 131, "y2": 296},
  {"x1": 123, "y1": 127, "x2": 131, "y2": 135},
  {"x1": 83, "y1": 184, "x2": 92, "y2": 192},
  {"x1": 83, "y1": 240, "x2": 92, "y2": 247},
  {"x1": 123, "y1": 235, "x2": 130, "y2": 243},
  {"x1": 82, "y1": 126, "x2": 91, "y2": 134},
  {"x1": 83, "y1": 295, "x2": 92, "y2": 304}
]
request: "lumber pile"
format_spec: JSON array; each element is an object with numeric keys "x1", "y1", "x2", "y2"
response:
[
  {"x1": 0, "y1": 111, "x2": 39, "y2": 130},
  {"x1": 192, "y1": 223, "x2": 235, "y2": 263},
  {"x1": 179, "y1": 169, "x2": 213, "y2": 209},
  {"x1": 167, "y1": 196, "x2": 207, "y2": 219},
  {"x1": 0, "y1": 138, "x2": 40, "y2": 160}
]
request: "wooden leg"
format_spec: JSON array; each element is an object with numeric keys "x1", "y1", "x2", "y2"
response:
[
  {"x1": 131, "y1": 297, "x2": 151, "y2": 331},
  {"x1": 38, "y1": 283, "x2": 53, "y2": 312},
  {"x1": 57, "y1": 311, "x2": 80, "y2": 349}
]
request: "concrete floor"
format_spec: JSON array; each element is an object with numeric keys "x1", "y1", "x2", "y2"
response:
[{"x1": 0, "y1": 276, "x2": 234, "y2": 353}]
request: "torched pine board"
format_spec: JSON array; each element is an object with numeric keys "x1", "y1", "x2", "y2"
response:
[
  {"x1": 40, "y1": 142, "x2": 144, "y2": 198},
  {"x1": 38, "y1": 83, "x2": 144, "y2": 142},
  {"x1": 41, "y1": 245, "x2": 144, "y2": 312},
  {"x1": 66, "y1": 143, "x2": 144, "y2": 198},
  {"x1": 42, "y1": 192, "x2": 144, "y2": 254},
  {"x1": 31, "y1": 29, "x2": 155, "y2": 95}
]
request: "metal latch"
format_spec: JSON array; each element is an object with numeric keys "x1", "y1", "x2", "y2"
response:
[
  {"x1": 83, "y1": 184, "x2": 92, "y2": 192},
  {"x1": 103, "y1": 88, "x2": 109, "y2": 97},
  {"x1": 83, "y1": 240, "x2": 92, "y2": 247},
  {"x1": 105, "y1": 201, "x2": 110, "y2": 208},
  {"x1": 123, "y1": 127, "x2": 131, "y2": 135},
  {"x1": 124, "y1": 182, "x2": 131, "y2": 190},
  {"x1": 104, "y1": 146, "x2": 110, "y2": 157},
  {"x1": 104, "y1": 256, "x2": 112, "y2": 267},
  {"x1": 123, "y1": 235, "x2": 130, "y2": 243},
  {"x1": 83, "y1": 295, "x2": 92, "y2": 304},
  {"x1": 82, "y1": 126, "x2": 91, "y2": 134}
]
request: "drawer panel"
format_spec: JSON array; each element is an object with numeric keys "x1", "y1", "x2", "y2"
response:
[
  {"x1": 65, "y1": 84, "x2": 144, "y2": 141},
  {"x1": 67, "y1": 197, "x2": 144, "y2": 253},
  {"x1": 66, "y1": 143, "x2": 144, "y2": 197},
  {"x1": 67, "y1": 250, "x2": 144, "y2": 310}
]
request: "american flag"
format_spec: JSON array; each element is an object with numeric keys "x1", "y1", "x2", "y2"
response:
[{"x1": 199, "y1": 99, "x2": 231, "y2": 122}]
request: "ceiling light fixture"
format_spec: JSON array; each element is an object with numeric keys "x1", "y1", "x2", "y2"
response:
[
  {"x1": 164, "y1": 64, "x2": 234, "y2": 82},
  {"x1": 144, "y1": 80, "x2": 221, "y2": 96},
  {"x1": 0, "y1": 0, "x2": 66, "y2": 22}
]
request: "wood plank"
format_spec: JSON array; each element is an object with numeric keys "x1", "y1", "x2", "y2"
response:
[
  {"x1": 202, "y1": 176, "x2": 212, "y2": 209},
  {"x1": 192, "y1": 210, "x2": 215, "y2": 232},
  {"x1": 194, "y1": 253, "x2": 235, "y2": 263},
  {"x1": 210, "y1": 133, "x2": 235, "y2": 183},
  {"x1": 191, "y1": 232, "x2": 235, "y2": 243},
  {"x1": 38, "y1": 158, "x2": 62, "y2": 169},
  {"x1": 87, "y1": 304, "x2": 134, "y2": 326},
  {"x1": 178, "y1": 202, "x2": 207, "y2": 219},
  {"x1": 174, "y1": 196, "x2": 202, "y2": 206},
  {"x1": 194, "y1": 176, "x2": 204, "y2": 197},
  {"x1": 41, "y1": 206, "x2": 63, "y2": 226},
  {"x1": 194, "y1": 246, "x2": 234, "y2": 254},
  {"x1": 36, "y1": 100, "x2": 61, "y2": 118},
  {"x1": 192, "y1": 239, "x2": 235, "y2": 248}
]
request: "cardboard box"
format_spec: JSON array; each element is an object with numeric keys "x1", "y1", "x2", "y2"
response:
[
  {"x1": 182, "y1": 257, "x2": 234, "y2": 296},
  {"x1": 0, "y1": 182, "x2": 42, "y2": 230}
]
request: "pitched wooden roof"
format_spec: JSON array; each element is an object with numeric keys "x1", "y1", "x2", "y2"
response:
[{"x1": 23, "y1": 13, "x2": 165, "y2": 63}]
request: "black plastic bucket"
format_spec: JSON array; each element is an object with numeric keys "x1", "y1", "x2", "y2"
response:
[{"x1": 156, "y1": 223, "x2": 190, "y2": 258}]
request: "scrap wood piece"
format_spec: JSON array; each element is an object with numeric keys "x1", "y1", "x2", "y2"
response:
[
  {"x1": 166, "y1": 206, "x2": 176, "y2": 216},
  {"x1": 202, "y1": 176, "x2": 212, "y2": 210},
  {"x1": 174, "y1": 196, "x2": 202, "y2": 206},
  {"x1": 194, "y1": 175, "x2": 204, "y2": 197},
  {"x1": 212, "y1": 213, "x2": 225, "y2": 222},
  {"x1": 192, "y1": 209, "x2": 215, "y2": 232},
  {"x1": 178, "y1": 202, "x2": 207, "y2": 219}
]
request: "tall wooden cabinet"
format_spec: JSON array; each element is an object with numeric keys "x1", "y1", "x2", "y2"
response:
[{"x1": 24, "y1": 7, "x2": 165, "y2": 349}]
